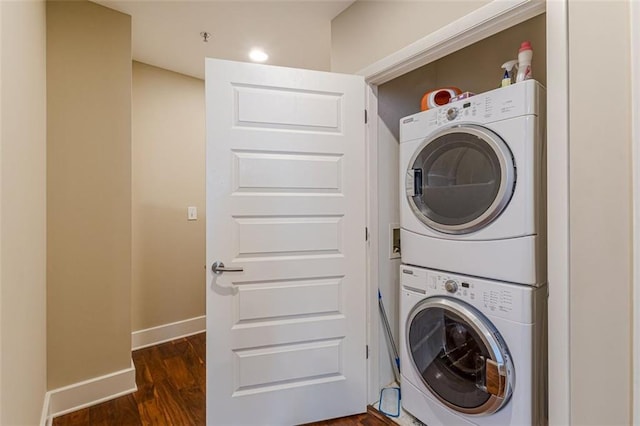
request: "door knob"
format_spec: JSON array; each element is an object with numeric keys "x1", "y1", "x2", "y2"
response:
[{"x1": 212, "y1": 261, "x2": 244, "y2": 275}]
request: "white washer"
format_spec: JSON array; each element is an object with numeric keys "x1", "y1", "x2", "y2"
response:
[
  {"x1": 399, "y1": 264, "x2": 547, "y2": 426},
  {"x1": 399, "y1": 80, "x2": 546, "y2": 285}
]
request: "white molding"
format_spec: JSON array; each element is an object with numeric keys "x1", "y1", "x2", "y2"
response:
[
  {"x1": 131, "y1": 315, "x2": 205, "y2": 350},
  {"x1": 631, "y1": 0, "x2": 640, "y2": 424},
  {"x1": 40, "y1": 391, "x2": 50, "y2": 426},
  {"x1": 45, "y1": 359, "x2": 137, "y2": 423},
  {"x1": 365, "y1": 83, "x2": 380, "y2": 405},
  {"x1": 546, "y1": 1, "x2": 571, "y2": 425},
  {"x1": 358, "y1": 0, "x2": 545, "y2": 85}
]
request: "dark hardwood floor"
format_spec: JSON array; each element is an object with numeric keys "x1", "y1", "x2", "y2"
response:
[{"x1": 53, "y1": 333, "x2": 393, "y2": 426}]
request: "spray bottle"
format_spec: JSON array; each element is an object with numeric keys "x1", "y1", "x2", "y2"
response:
[
  {"x1": 516, "y1": 41, "x2": 533, "y2": 82},
  {"x1": 501, "y1": 60, "x2": 518, "y2": 87}
]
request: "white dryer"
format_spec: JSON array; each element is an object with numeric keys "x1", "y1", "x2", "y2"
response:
[
  {"x1": 399, "y1": 80, "x2": 546, "y2": 285},
  {"x1": 399, "y1": 264, "x2": 547, "y2": 426}
]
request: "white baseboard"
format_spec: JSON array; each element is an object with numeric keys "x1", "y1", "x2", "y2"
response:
[
  {"x1": 131, "y1": 315, "x2": 205, "y2": 350},
  {"x1": 39, "y1": 317, "x2": 205, "y2": 425},
  {"x1": 40, "y1": 391, "x2": 51, "y2": 426},
  {"x1": 43, "y1": 359, "x2": 137, "y2": 424}
]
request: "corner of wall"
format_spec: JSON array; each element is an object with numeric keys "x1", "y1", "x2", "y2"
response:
[
  {"x1": 44, "y1": 358, "x2": 136, "y2": 424},
  {"x1": 0, "y1": 0, "x2": 48, "y2": 424}
]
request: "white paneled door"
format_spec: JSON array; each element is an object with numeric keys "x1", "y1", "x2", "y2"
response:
[{"x1": 205, "y1": 58, "x2": 366, "y2": 425}]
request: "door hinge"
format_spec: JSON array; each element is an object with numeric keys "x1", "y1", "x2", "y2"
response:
[
  {"x1": 366, "y1": 344, "x2": 369, "y2": 359},
  {"x1": 364, "y1": 109, "x2": 368, "y2": 124},
  {"x1": 365, "y1": 227, "x2": 369, "y2": 241}
]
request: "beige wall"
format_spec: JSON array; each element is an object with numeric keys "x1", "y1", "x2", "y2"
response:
[
  {"x1": 331, "y1": 0, "x2": 490, "y2": 73},
  {"x1": 132, "y1": 62, "x2": 205, "y2": 332},
  {"x1": 430, "y1": 14, "x2": 546, "y2": 97},
  {"x1": 0, "y1": 0, "x2": 47, "y2": 423},
  {"x1": 47, "y1": 0, "x2": 132, "y2": 389},
  {"x1": 568, "y1": 2, "x2": 632, "y2": 424},
  {"x1": 378, "y1": 14, "x2": 546, "y2": 140}
]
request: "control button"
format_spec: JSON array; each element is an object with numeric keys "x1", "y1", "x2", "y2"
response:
[
  {"x1": 446, "y1": 107, "x2": 458, "y2": 121},
  {"x1": 429, "y1": 277, "x2": 438, "y2": 290},
  {"x1": 444, "y1": 280, "x2": 458, "y2": 293}
]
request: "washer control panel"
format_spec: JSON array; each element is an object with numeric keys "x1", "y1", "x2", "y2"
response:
[
  {"x1": 430, "y1": 274, "x2": 514, "y2": 314},
  {"x1": 401, "y1": 264, "x2": 537, "y2": 323},
  {"x1": 444, "y1": 279, "x2": 458, "y2": 293}
]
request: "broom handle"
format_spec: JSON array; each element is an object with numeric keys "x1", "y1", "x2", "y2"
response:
[{"x1": 378, "y1": 290, "x2": 401, "y2": 383}]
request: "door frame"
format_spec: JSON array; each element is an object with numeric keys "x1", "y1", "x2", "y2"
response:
[
  {"x1": 631, "y1": 0, "x2": 640, "y2": 423},
  {"x1": 357, "y1": 0, "x2": 571, "y2": 423}
]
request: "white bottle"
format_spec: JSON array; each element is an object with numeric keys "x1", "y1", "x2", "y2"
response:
[
  {"x1": 501, "y1": 60, "x2": 518, "y2": 87},
  {"x1": 516, "y1": 41, "x2": 533, "y2": 82}
]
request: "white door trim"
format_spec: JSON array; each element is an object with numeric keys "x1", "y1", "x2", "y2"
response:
[
  {"x1": 545, "y1": 1, "x2": 571, "y2": 424},
  {"x1": 358, "y1": 0, "x2": 545, "y2": 85},
  {"x1": 365, "y1": 84, "x2": 380, "y2": 404},
  {"x1": 358, "y1": 0, "x2": 571, "y2": 421},
  {"x1": 631, "y1": 0, "x2": 640, "y2": 423}
]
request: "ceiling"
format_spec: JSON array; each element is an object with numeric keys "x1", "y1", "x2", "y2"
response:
[{"x1": 92, "y1": 1, "x2": 355, "y2": 80}]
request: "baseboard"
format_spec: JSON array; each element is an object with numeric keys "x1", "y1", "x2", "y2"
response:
[
  {"x1": 131, "y1": 315, "x2": 205, "y2": 350},
  {"x1": 43, "y1": 359, "x2": 137, "y2": 424},
  {"x1": 40, "y1": 391, "x2": 51, "y2": 426}
]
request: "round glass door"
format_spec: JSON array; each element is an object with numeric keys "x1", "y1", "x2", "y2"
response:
[
  {"x1": 407, "y1": 297, "x2": 513, "y2": 415},
  {"x1": 406, "y1": 125, "x2": 515, "y2": 234}
]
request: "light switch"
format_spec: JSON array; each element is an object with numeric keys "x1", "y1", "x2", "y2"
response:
[{"x1": 188, "y1": 206, "x2": 197, "y2": 221}]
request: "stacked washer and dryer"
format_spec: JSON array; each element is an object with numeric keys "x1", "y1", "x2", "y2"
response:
[{"x1": 398, "y1": 80, "x2": 547, "y2": 425}]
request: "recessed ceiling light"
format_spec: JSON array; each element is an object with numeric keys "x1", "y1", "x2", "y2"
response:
[{"x1": 249, "y1": 49, "x2": 268, "y2": 62}]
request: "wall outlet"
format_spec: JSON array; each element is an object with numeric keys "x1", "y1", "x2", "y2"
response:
[{"x1": 188, "y1": 206, "x2": 197, "y2": 220}]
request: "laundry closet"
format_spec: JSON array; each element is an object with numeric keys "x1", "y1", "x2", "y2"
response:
[{"x1": 371, "y1": 11, "x2": 547, "y2": 415}]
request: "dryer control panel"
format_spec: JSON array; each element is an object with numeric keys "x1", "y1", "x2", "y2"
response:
[
  {"x1": 436, "y1": 101, "x2": 480, "y2": 125},
  {"x1": 399, "y1": 79, "x2": 543, "y2": 143},
  {"x1": 400, "y1": 264, "x2": 539, "y2": 323}
]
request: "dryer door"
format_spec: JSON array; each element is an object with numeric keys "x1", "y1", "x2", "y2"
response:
[
  {"x1": 406, "y1": 296, "x2": 514, "y2": 415},
  {"x1": 406, "y1": 125, "x2": 515, "y2": 234}
]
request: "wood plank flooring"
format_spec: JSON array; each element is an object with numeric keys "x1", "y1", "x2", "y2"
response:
[{"x1": 52, "y1": 333, "x2": 393, "y2": 426}]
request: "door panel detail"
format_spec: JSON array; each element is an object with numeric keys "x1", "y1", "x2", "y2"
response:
[
  {"x1": 232, "y1": 151, "x2": 343, "y2": 193},
  {"x1": 232, "y1": 339, "x2": 345, "y2": 394},
  {"x1": 232, "y1": 216, "x2": 343, "y2": 257},
  {"x1": 234, "y1": 277, "x2": 343, "y2": 323},
  {"x1": 233, "y1": 84, "x2": 342, "y2": 132}
]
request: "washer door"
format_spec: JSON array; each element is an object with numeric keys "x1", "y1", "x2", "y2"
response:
[
  {"x1": 406, "y1": 297, "x2": 514, "y2": 416},
  {"x1": 406, "y1": 125, "x2": 515, "y2": 234}
]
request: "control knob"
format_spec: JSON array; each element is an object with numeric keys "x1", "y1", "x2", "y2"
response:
[
  {"x1": 446, "y1": 107, "x2": 459, "y2": 121},
  {"x1": 444, "y1": 280, "x2": 458, "y2": 293}
]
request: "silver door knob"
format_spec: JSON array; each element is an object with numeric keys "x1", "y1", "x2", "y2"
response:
[{"x1": 212, "y1": 261, "x2": 244, "y2": 275}]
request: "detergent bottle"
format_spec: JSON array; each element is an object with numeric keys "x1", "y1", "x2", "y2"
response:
[{"x1": 516, "y1": 41, "x2": 533, "y2": 82}]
